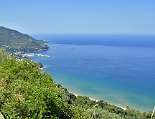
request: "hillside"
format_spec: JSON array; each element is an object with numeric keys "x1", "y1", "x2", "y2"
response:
[
  {"x1": 0, "y1": 26, "x2": 48, "y2": 53},
  {"x1": 0, "y1": 50, "x2": 154, "y2": 119}
]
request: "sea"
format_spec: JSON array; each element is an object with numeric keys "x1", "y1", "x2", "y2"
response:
[{"x1": 32, "y1": 35, "x2": 155, "y2": 111}]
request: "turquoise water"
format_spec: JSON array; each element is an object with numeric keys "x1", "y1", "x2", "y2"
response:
[{"x1": 33, "y1": 35, "x2": 155, "y2": 111}]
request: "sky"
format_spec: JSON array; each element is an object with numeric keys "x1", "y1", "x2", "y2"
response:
[{"x1": 0, "y1": 0, "x2": 155, "y2": 35}]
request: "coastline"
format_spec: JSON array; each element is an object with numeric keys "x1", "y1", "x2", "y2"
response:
[
  {"x1": 21, "y1": 53, "x2": 50, "y2": 58},
  {"x1": 1, "y1": 50, "x2": 152, "y2": 119},
  {"x1": 15, "y1": 52, "x2": 128, "y2": 111},
  {"x1": 28, "y1": 52, "x2": 135, "y2": 112},
  {"x1": 69, "y1": 90, "x2": 127, "y2": 111},
  {"x1": 27, "y1": 51, "x2": 150, "y2": 112}
]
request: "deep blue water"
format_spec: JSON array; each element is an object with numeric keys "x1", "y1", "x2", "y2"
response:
[{"x1": 33, "y1": 35, "x2": 155, "y2": 111}]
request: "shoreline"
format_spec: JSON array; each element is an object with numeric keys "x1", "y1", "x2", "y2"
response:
[
  {"x1": 21, "y1": 53, "x2": 50, "y2": 58},
  {"x1": 69, "y1": 90, "x2": 127, "y2": 111},
  {"x1": 27, "y1": 52, "x2": 146, "y2": 112}
]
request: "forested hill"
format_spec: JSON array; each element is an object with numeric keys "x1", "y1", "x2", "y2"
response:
[
  {"x1": 0, "y1": 50, "x2": 154, "y2": 119},
  {"x1": 0, "y1": 26, "x2": 48, "y2": 53}
]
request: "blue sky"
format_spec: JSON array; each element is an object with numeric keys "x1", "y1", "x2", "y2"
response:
[{"x1": 0, "y1": 0, "x2": 155, "y2": 35}]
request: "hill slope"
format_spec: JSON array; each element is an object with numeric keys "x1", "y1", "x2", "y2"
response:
[
  {"x1": 0, "y1": 26, "x2": 48, "y2": 53},
  {"x1": 0, "y1": 50, "x2": 154, "y2": 119}
]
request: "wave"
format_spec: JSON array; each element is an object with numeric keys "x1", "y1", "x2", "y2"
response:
[{"x1": 22, "y1": 53, "x2": 50, "y2": 58}]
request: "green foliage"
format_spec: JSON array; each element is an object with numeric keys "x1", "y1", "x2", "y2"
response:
[
  {"x1": 83, "y1": 108, "x2": 124, "y2": 119},
  {"x1": 0, "y1": 50, "x2": 154, "y2": 119},
  {"x1": 0, "y1": 51, "x2": 72, "y2": 118}
]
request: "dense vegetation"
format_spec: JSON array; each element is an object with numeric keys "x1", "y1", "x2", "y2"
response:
[
  {"x1": 0, "y1": 50, "x2": 154, "y2": 119},
  {"x1": 0, "y1": 26, "x2": 48, "y2": 53}
]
